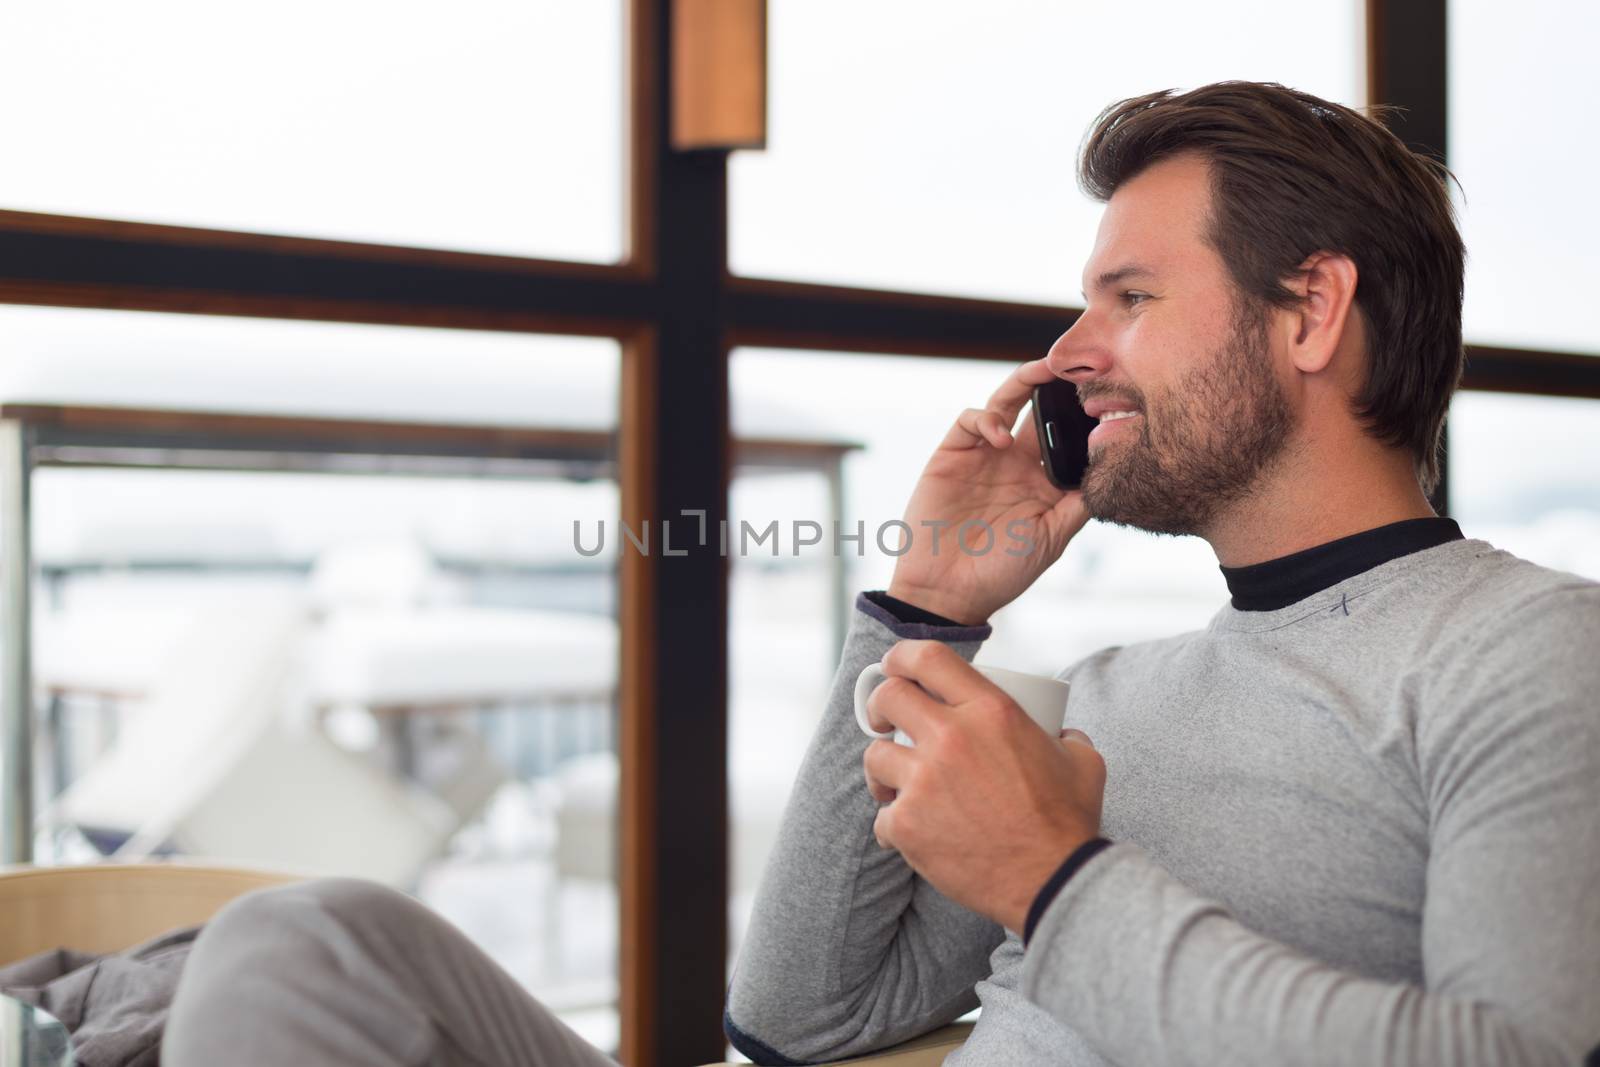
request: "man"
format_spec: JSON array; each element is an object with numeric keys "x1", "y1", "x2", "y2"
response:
[
  {"x1": 164, "y1": 82, "x2": 1600, "y2": 1066},
  {"x1": 723, "y1": 83, "x2": 1599, "y2": 1065}
]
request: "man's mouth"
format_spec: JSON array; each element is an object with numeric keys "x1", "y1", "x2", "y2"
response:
[{"x1": 1088, "y1": 410, "x2": 1140, "y2": 445}]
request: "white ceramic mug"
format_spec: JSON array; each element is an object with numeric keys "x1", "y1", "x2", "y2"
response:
[{"x1": 854, "y1": 661, "x2": 1071, "y2": 746}]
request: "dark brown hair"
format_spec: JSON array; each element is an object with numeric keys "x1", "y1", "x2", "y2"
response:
[{"x1": 1078, "y1": 81, "x2": 1464, "y2": 496}]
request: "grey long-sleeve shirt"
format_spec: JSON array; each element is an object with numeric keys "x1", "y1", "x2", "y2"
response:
[{"x1": 725, "y1": 536, "x2": 1600, "y2": 1065}]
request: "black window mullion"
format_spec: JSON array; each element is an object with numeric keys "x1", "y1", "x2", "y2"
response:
[{"x1": 1370, "y1": 0, "x2": 1451, "y2": 515}]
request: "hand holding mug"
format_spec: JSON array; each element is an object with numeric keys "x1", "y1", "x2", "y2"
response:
[
  {"x1": 855, "y1": 659, "x2": 1071, "y2": 746},
  {"x1": 853, "y1": 640, "x2": 1106, "y2": 933}
]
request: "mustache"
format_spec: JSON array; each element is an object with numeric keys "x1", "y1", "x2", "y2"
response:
[{"x1": 1075, "y1": 384, "x2": 1146, "y2": 412}]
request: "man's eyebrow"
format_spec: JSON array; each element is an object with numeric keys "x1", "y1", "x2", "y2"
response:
[{"x1": 1080, "y1": 264, "x2": 1158, "y2": 301}]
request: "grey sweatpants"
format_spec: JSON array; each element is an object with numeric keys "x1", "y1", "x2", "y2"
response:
[{"x1": 163, "y1": 878, "x2": 619, "y2": 1067}]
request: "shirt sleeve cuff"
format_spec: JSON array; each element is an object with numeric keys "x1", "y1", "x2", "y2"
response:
[
  {"x1": 857, "y1": 591, "x2": 992, "y2": 642},
  {"x1": 1023, "y1": 836, "x2": 1115, "y2": 945}
]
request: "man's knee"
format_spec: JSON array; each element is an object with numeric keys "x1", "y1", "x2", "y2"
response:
[
  {"x1": 170, "y1": 879, "x2": 437, "y2": 1066},
  {"x1": 206, "y1": 877, "x2": 416, "y2": 952}
]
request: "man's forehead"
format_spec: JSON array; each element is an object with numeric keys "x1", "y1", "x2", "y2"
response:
[{"x1": 1080, "y1": 155, "x2": 1214, "y2": 296}]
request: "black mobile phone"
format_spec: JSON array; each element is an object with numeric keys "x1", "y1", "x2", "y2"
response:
[{"x1": 1031, "y1": 378, "x2": 1096, "y2": 490}]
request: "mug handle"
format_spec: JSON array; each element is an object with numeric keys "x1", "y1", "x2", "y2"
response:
[{"x1": 854, "y1": 662, "x2": 897, "y2": 740}]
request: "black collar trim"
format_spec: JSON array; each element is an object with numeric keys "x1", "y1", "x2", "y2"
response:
[{"x1": 1220, "y1": 517, "x2": 1464, "y2": 612}]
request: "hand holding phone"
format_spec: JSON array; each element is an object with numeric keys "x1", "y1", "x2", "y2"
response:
[{"x1": 884, "y1": 360, "x2": 1092, "y2": 625}]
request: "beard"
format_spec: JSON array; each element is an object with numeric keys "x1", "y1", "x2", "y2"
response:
[{"x1": 1080, "y1": 303, "x2": 1295, "y2": 537}]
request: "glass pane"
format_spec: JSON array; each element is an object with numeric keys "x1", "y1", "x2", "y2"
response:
[
  {"x1": 1448, "y1": 392, "x2": 1600, "y2": 579},
  {"x1": 1449, "y1": 1, "x2": 1600, "y2": 354},
  {"x1": 12, "y1": 309, "x2": 625, "y2": 1053},
  {"x1": 0, "y1": 305, "x2": 618, "y2": 425},
  {"x1": 725, "y1": 348, "x2": 1227, "y2": 1029},
  {"x1": 731, "y1": 0, "x2": 1365, "y2": 303},
  {"x1": 0, "y1": 0, "x2": 624, "y2": 262}
]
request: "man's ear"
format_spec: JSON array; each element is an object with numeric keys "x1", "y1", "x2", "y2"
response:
[{"x1": 1285, "y1": 252, "x2": 1359, "y2": 375}]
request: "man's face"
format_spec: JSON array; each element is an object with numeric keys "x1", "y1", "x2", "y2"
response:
[{"x1": 1046, "y1": 153, "x2": 1296, "y2": 537}]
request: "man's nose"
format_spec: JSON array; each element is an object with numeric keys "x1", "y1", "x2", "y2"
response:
[{"x1": 1044, "y1": 314, "x2": 1111, "y2": 385}]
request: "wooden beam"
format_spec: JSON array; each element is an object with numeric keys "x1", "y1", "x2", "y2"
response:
[
  {"x1": 1366, "y1": 0, "x2": 1448, "y2": 161},
  {"x1": 623, "y1": 0, "x2": 733, "y2": 1061},
  {"x1": 1461, "y1": 345, "x2": 1600, "y2": 398},
  {"x1": 617, "y1": 328, "x2": 662, "y2": 1067},
  {"x1": 0, "y1": 225, "x2": 655, "y2": 334},
  {"x1": 729, "y1": 276, "x2": 1074, "y2": 360},
  {"x1": 1367, "y1": 0, "x2": 1451, "y2": 514},
  {"x1": 672, "y1": 0, "x2": 766, "y2": 150},
  {"x1": 0, "y1": 209, "x2": 647, "y2": 278}
]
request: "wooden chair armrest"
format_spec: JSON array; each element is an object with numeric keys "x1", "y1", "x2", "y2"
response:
[
  {"x1": 0, "y1": 862, "x2": 300, "y2": 964},
  {"x1": 701, "y1": 1021, "x2": 974, "y2": 1066}
]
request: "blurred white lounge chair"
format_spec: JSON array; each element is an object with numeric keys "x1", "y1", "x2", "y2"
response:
[{"x1": 45, "y1": 592, "x2": 459, "y2": 887}]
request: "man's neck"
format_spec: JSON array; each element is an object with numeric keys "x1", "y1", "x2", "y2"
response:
[{"x1": 1202, "y1": 444, "x2": 1437, "y2": 568}]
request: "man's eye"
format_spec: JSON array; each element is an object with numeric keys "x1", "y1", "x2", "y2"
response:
[{"x1": 1121, "y1": 291, "x2": 1150, "y2": 307}]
